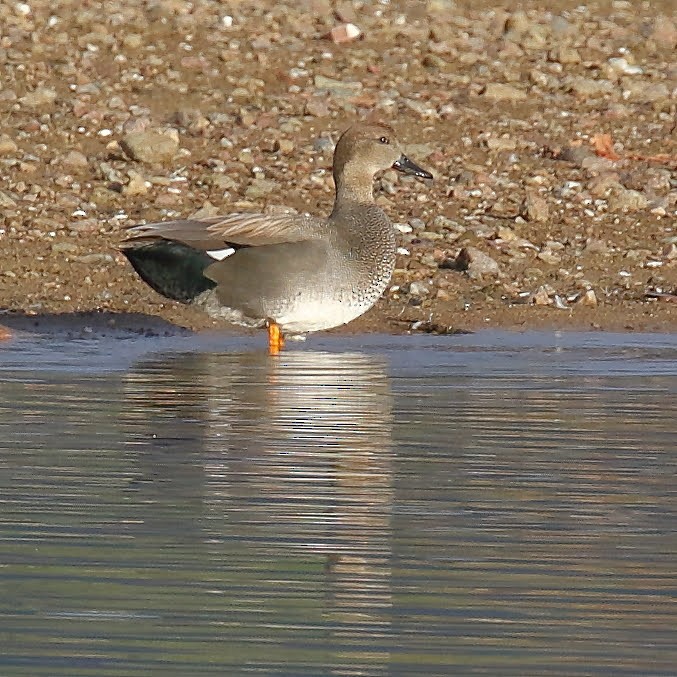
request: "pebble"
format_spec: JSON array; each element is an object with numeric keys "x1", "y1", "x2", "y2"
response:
[
  {"x1": 245, "y1": 179, "x2": 277, "y2": 200},
  {"x1": 481, "y1": 83, "x2": 527, "y2": 101},
  {"x1": 607, "y1": 57, "x2": 643, "y2": 76},
  {"x1": 485, "y1": 136, "x2": 517, "y2": 152},
  {"x1": 537, "y1": 249, "x2": 561, "y2": 265},
  {"x1": 409, "y1": 281, "x2": 430, "y2": 297},
  {"x1": 51, "y1": 242, "x2": 79, "y2": 254},
  {"x1": 121, "y1": 129, "x2": 180, "y2": 164},
  {"x1": 61, "y1": 150, "x2": 89, "y2": 170},
  {"x1": 0, "y1": 135, "x2": 18, "y2": 154},
  {"x1": 651, "y1": 16, "x2": 677, "y2": 49},
  {"x1": 123, "y1": 171, "x2": 149, "y2": 196},
  {"x1": 662, "y1": 243, "x2": 677, "y2": 260},
  {"x1": 567, "y1": 77, "x2": 614, "y2": 98},
  {"x1": 313, "y1": 75, "x2": 362, "y2": 97},
  {"x1": 19, "y1": 87, "x2": 57, "y2": 107},
  {"x1": 455, "y1": 247, "x2": 500, "y2": 279},
  {"x1": 304, "y1": 98, "x2": 330, "y2": 117},
  {"x1": 578, "y1": 289, "x2": 598, "y2": 307},
  {"x1": 607, "y1": 187, "x2": 649, "y2": 212},
  {"x1": 274, "y1": 138, "x2": 295, "y2": 154},
  {"x1": 313, "y1": 137, "x2": 335, "y2": 154},
  {"x1": 621, "y1": 82, "x2": 670, "y2": 103},
  {"x1": 523, "y1": 190, "x2": 549, "y2": 223},
  {"x1": 532, "y1": 286, "x2": 552, "y2": 306},
  {"x1": 329, "y1": 23, "x2": 361, "y2": 44},
  {"x1": 550, "y1": 46, "x2": 580, "y2": 65},
  {"x1": 74, "y1": 253, "x2": 114, "y2": 264},
  {"x1": 0, "y1": 191, "x2": 17, "y2": 207}
]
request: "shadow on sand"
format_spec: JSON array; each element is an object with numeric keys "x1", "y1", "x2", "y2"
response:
[{"x1": 0, "y1": 309, "x2": 194, "y2": 340}]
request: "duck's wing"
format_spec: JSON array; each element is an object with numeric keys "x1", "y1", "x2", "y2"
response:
[{"x1": 123, "y1": 212, "x2": 324, "y2": 250}]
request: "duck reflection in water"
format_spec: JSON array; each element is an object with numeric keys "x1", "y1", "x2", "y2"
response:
[{"x1": 123, "y1": 349, "x2": 394, "y2": 673}]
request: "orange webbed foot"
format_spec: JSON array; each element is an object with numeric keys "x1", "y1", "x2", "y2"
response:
[{"x1": 267, "y1": 321, "x2": 285, "y2": 355}]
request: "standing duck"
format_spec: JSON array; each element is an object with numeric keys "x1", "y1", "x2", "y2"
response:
[{"x1": 121, "y1": 122, "x2": 432, "y2": 353}]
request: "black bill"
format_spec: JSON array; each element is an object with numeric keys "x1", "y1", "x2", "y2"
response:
[{"x1": 392, "y1": 154, "x2": 433, "y2": 180}]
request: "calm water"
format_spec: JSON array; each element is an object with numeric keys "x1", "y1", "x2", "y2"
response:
[{"x1": 0, "y1": 331, "x2": 675, "y2": 676}]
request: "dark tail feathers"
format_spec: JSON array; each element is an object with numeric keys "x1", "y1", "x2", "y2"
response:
[{"x1": 122, "y1": 239, "x2": 217, "y2": 303}]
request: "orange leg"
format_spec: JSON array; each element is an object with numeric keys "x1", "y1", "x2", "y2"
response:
[
  {"x1": 267, "y1": 321, "x2": 285, "y2": 355},
  {"x1": 0, "y1": 325, "x2": 11, "y2": 341}
]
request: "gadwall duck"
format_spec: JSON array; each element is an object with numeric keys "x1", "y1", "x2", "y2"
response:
[{"x1": 121, "y1": 122, "x2": 432, "y2": 353}]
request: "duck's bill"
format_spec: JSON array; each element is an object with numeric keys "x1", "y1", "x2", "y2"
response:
[{"x1": 392, "y1": 155, "x2": 433, "y2": 180}]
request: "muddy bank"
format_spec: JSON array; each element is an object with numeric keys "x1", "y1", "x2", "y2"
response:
[{"x1": 0, "y1": 0, "x2": 675, "y2": 336}]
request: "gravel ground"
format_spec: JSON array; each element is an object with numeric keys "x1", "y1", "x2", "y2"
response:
[{"x1": 1, "y1": 0, "x2": 675, "y2": 336}]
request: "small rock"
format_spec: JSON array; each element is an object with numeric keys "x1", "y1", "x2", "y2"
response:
[
  {"x1": 419, "y1": 231, "x2": 444, "y2": 241},
  {"x1": 313, "y1": 136, "x2": 335, "y2": 153},
  {"x1": 455, "y1": 247, "x2": 500, "y2": 278},
  {"x1": 74, "y1": 253, "x2": 114, "y2": 264},
  {"x1": 123, "y1": 171, "x2": 149, "y2": 196},
  {"x1": 482, "y1": 83, "x2": 527, "y2": 101},
  {"x1": 422, "y1": 54, "x2": 447, "y2": 70},
  {"x1": 607, "y1": 57, "x2": 643, "y2": 76},
  {"x1": 578, "y1": 289, "x2": 598, "y2": 307},
  {"x1": 122, "y1": 33, "x2": 143, "y2": 50},
  {"x1": 662, "y1": 243, "x2": 677, "y2": 260},
  {"x1": 121, "y1": 129, "x2": 179, "y2": 164},
  {"x1": 567, "y1": 77, "x2": 614, "y2": 98},
  {"x1": 304, "y1": 98, "x2": 330, "y2": 117},
  {"x1": 584, "y1": 238, "x2": 610, "y2": 254},
  {"x1": 504, "y1": 10, "x2": 531, "y2": 36},
  {"x1": 427, "y1": 0, "x2": 455, "y2": 12},
  {"x1": 550, "y1": 46, "x2": 580, "y2": 64},
  {"x1": 536, "y1": 249, "x2": 560, "y2": 265},
  {"x1": 485, "y1": 136, "x2": 517, "y2": 152},
  {"x1": 587, "y1": 174, "x2": 622, "y2": 198},
  {"x1": 180, "y1": 55, "x2": 209, "y2": 72},
  {"x1": 409, "y1": 281, "x2": 430, "y2": 297},
  {"x1": 208, "y1": 174, "x2": 238, "y2": 191},
  {"x1": 607, "y1": 186, "x2": 649, "y2": 212},
  {"x1": 651, "y1": 16, "x2": 677, "y2": 49},
  {"x1": 532, "y1": 286, "x2": 551, "y2": 305},
  {"x1": 171, "y1": 109, "x2": 210, "y2": 133},
  {"x1": 622, "y1": 82, "x2": 670, "y2": 103},
  {"x1": 0, "y1": 191, "x2": 17, "y2": 207},
  {"x1": 67, "y1": 218, "x2": 100, "y2": 233},
  {"x1": 328, "y1": 23, "x2": 361, "y2": 44},
  {"x1": 402, "y1": 98, "x2": 438, "y2": 118},
  {"x1": 274, "y1": 138, "x2": 295, "y2": 154},
  {"x1": 245, "y1": 179, "x2": 277, "y2": 200},
  {"x1": 313, "y1": 75, "x2": 362, "y2": 97},
  {"x1": 51, "y1": 242, "x2": 79, "y2": 254},
  {"x1": 20, "y1": 87, "x2": 57, "y2": 108},
  {"x1": 61, "y1": 150, "x2": 88, "y2": 170},
  {"x1": 122, "y1": 117, "x2": 150, "y2": 135},
  {"x1": 334, "y1": 0, "x2": 356, "y2": 23},
  {"x1": 520, "y1": 27, "x2": 548, "y2": 50},
  {"x1": 523, "y1": 190, "x2": 549, "y2": 222},
  {"x1": 0, "y1": 135, "x2": 18, "y2": 155},
  {"x1": 556, "y1": 144, "x2": 596, "y2": 167}
]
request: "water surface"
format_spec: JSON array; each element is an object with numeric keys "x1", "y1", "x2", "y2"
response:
[{"x1": 0, "y1": 331, "x2": 675, "y2": 676}]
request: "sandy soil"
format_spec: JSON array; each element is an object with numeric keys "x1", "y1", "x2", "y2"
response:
[{"x1": 1, "y1": 0, "x2": 675, "y2": 337}]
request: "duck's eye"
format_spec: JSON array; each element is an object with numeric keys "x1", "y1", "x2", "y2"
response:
[{"x1": 378, "y1": 136, "x2": 390, "y2": 144}]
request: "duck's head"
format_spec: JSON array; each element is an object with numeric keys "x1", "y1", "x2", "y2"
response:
[{"x1": 332, "y1": 123, "x2": 433, "y2": 198}]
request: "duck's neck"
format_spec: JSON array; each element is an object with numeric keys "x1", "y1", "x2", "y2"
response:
[{"x1": 333, "y1": 166, "x2": 375, "y2": 207}]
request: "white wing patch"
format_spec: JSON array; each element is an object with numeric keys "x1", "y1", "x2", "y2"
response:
[{"x1": 206, "y1": 247, "x2": 236, "y2": 261}]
